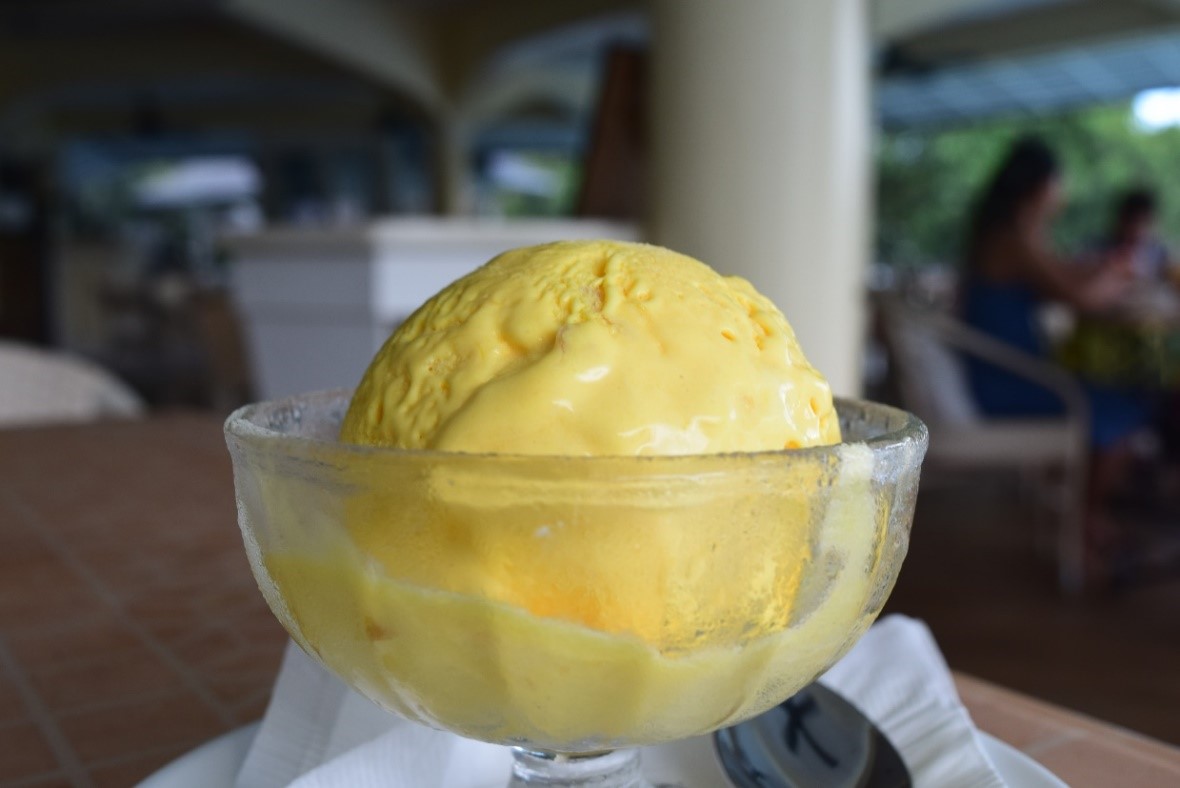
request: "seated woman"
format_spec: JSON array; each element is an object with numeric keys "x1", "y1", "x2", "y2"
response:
[
  {"x1": 961, "y1": 137, "x2": 1151, "y2": 579},
  {"x1": 961, "y1": 136, "x2": 1145, "y2": 448}
]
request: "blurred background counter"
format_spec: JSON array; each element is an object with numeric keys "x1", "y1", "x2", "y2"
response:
[{"x1": 226, "y1": 218, "x2": 637, "y2": 398}]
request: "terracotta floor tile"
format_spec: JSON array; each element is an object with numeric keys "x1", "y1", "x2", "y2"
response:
[
  {"x1": 0, "y1": 671, "x2": 30, "y2": 726},
  {"x1": 87, "y1": 745, "x2": 191, "y2": 787},
  {"x1": 5, "y1": 617, "x2": 143, "y2": 672},
  {"x1": 0, "y1": 527, "x2": 57, "y2": 571},
  {"x1": 165, "y1": 625, "x2": 245, "y2": 673},
  {"x1": 123, "y1": 596, "x2": 196, "y2": 628},
  {"x1": 17, "y1": 497, "x2": 118, "y2": 542},
  {"x1": 89, "y1": 566, "x2": 161, "y2": 600},
  {"x1": 130, "y1": 586, "x2": 259, "y2": 629},
  {"x1": 0, "y1": 575, "x2": 109, "y2": 633},
  {"x1": 229, "y1": 690, "x2": 272, "y2": 725},
  {"x1": 123, "y1": 571, "x2": 213, "y2": 601},
  {"x1": 57, "y1": 689, "x2": 225, "y2": 764},
  {"x1": 199, "y1": 643, "x2": 283, "y2": 677},
  {"x1": 191, "y1": 552, "x2": 253, "y2": 579},
  {"x1": 0, "y1": 548, "x2": 70, "y2": 581},
  {"x1": 218, "y1": 603, "x2": 287, "y2": 640},
  {"x1": 0, "y1": 555, "x2": 85, "y2": 621},
  {"x1": 123, "y1": 590, "x2": 205, "y2": 625},
  {"x1": 201, "y1": 671, "x2": 277, "y2": 707},
  {"x1": 159, "y1": 527, "x2": 237, "y2": 554},
  {"x1": 196, "y1": 586, "x2": 263, "y2": 614},
  {"x1": 26, "y1": 644, "x2": 188, "y2": 714},
  {"x1": 134, "y1": 616, "x2": 193, "y2": 647},
  {"x1": 0, "y1": 722, "x2": 61, "y2": 781},
  {"x1": 5, "y1": 776, "x2": 74, "y2": 788}
]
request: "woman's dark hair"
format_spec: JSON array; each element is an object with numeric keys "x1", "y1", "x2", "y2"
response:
[{"x1": 965, "y1": 136, "x2": 1060, "y2": 269}]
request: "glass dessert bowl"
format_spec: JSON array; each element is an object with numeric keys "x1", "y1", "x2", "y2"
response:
[{"x1": 225, "y1": 390, "x2": 927, "y2": 787}]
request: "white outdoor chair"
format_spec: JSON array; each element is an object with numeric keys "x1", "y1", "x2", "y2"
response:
[
  {"x1": 875, "y1": 295, "x2": 1089, "y2": 593},
  {"x1": 0, "y1": 341, "x2": 144, "y2": 427}
]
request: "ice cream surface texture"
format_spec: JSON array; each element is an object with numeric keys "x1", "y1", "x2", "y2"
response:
[{"x1": 340, "y1": 239, "x2": 840, "y2": 454}]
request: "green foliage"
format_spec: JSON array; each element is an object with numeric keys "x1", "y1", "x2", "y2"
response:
[
  {"x1": 487, "y1": 153, "x2": 582, "y2": 218},
  {"x1": 876, "y1": 102, "x2": 1180, "y2": 268}
]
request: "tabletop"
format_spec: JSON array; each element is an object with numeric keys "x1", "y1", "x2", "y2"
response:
[
  {"x1": 1056, "y1": 287, "x2": 1180, "y2": 388},
  {"x1": 1, "y1": 414, "x2": 1178, "y2": 787},
  {"x1": 1109, "y1": 285, "x2": 1180, "y2": 328}
]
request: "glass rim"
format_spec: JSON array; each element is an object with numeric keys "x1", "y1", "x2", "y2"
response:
[
  {"x1": 224, "y1": 388, "x2": 928, "y2": 463},
  {"x1": 225, "y1": 391, "x2": 929, "y2": 464}
]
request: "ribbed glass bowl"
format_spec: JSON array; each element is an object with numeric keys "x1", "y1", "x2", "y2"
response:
[{"x1": 225, "y1": 390, "x2": 926, "y2": 762}]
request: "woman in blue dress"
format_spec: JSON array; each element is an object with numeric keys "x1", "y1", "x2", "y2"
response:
[{"x1": 961, "y1": 137, "x2": 1149, "y2": 578}]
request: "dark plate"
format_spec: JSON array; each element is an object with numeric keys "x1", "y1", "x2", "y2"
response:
[{"x1": 714, "y1": 683, "x2": 911, "y2": 788}]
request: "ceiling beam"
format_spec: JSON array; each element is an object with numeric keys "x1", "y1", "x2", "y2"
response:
[
  {"x1": 432, "y1": 0, "x2": 638, "y2": 97},
  {"x1": 223, "y1": 0, "x2": 445, "y2": 114},
  {"x1": 887, "y1": 0, "x2": 1180, "y2": 69},
  {"x1": 0, "y1": 23, "x2": 342, "y2": 100},
  {"x1": 1134, "y1": 0, "x2": 1180, "y2": 14},
  {"x1": 871, "y1": 0, "x2": 998, "y2": 41},
  {"x1": 0, "y1": 19, "x2": 429, "y2": 146}
]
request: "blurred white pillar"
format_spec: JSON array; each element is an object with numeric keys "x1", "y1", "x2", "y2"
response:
[
  {"x1": 649, "y1": 0, "x2": 870, "y2": 396},
  {"x1": 438, "y1": 116, "x2": 473, "y2": 215}
]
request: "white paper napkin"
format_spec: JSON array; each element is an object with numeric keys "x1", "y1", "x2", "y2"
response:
[{"x1": 236, "y1": 615, "x2": 1006, "y2": 788}]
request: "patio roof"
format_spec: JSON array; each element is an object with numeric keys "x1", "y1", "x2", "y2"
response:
[
  {"x1": 878, "y1": 26, "x2": 1180, "y2": 128},
  {"x1": 875, "y1": 0, "x2": 1180, "y2": 128}
]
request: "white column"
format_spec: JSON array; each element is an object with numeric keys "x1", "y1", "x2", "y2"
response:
[
  {"x1": 649, "y1": 0, "x2": 870, "y2": 396},
  {"x1": 438, "y1": 114, "x2": 474, "y2": 215}
]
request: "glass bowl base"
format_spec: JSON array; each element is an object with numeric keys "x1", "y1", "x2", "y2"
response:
[{"x1": 509, "y1": 748, "x2": 656, "y2": 787}]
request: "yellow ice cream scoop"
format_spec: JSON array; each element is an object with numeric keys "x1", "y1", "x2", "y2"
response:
[
  {"x1": 341, "y1": 239, "x2": 839, "y2": 454},
  {"x1": 328, "y1": 239, "x2": 843, "y2": 659}
]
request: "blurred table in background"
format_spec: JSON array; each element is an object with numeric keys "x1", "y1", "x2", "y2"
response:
[
  {"x1": 1060, "y1": 286, "x2": 1180, "y2": 389},
  {"x1": 224, "y1": 218, "x2": 638, "y2": 400},
  {"x1": 100, "y1": 281, "x2": 254, "y2": 411},
  {"x1": 1, "y1": 416, "x2": 1178, "y2": 786}
]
